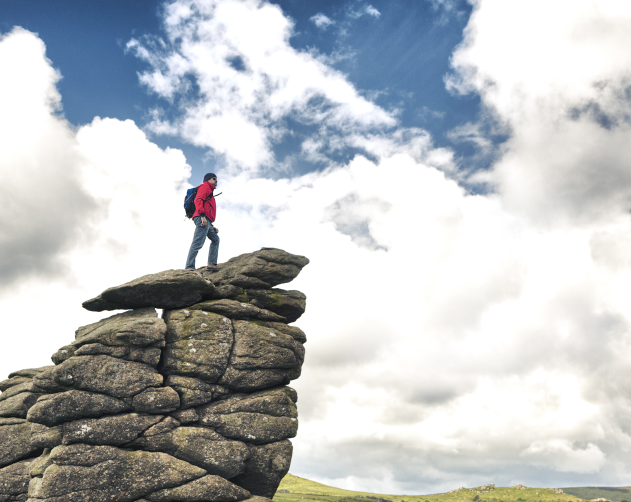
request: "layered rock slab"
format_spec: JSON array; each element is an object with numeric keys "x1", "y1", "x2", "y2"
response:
[
  {"x1": 53, "y1": 308, "x2": 166, "y2": 367},
  {"x1": 144, "y1": 474, "x2": 250, "y2": 502},
  {"x1": 82, "y1": 270, "x2": 215, "y2": 312},
  {"x1": 81, "y1": 248, "x2": 309, "y2": 312},
  {"x1": 219, "y1": 321, "x2": 304, "y2": 392},
  {"x1": 0, "y1": 457, "x2": 34, "y2": 502},
  {"x1": 198, "y1": 388, "x2": 298, "y2": 444},
  {"x1": 166, "y1": 376, "x2": 229, "y2": 410},
  {"x1": 34, "y1": 355, "x2": 163, "y2": 398},
  {"x1": 1, "y1": 368, "x2": 52, "y2": 390},
  {"x1": 160, "y1": 309, "x2": 305, "y2": 392},
  {"x1": 1, "y1": 247, "x2": 308, "y2": 501},
  {"x1": 201, "y1": 248, "x2": 309, "y2": 289},
  {"x1": 61, "y1": 413, "x2": 164, "y2": 446},
  {"x1": 74, "y1": 308, "x2": 166, "y2": 349},
  {"x1": 0, "y1": 422, "x2": 61, "y2": 468},
  {"x1": 28, "y1": 444, "x2": 206, "y2": 502},
  {"x1": 27, "y1": 390, "x2": 130, "y2": 427},
  {"x1": 0, "y1": 394, "x2": 43, "y2": 420},
  {"x1": 0, "y1": 382, "x2": 45, "y2": 406},
  {"x1": 245, "y1": 289, "x2": 306, "y2": 323},
  {"x1": 131, "y1": 427, "x2": 250, "y2": 479},
  {"x1": 230, "y1": 441, "x2": 293, "y2": 499},
  {"x1": 0, "y1": 369, "x2": 52, "y2": 425},
  {"x1": 161, "y1": 310, "x2": 233, "y2": 382},
  {"x1": 190, "y1": 299, "x2": 287, "y2": 323}
]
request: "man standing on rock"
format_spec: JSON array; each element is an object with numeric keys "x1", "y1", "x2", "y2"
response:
[{"x1": 185, "y1": 173, "x2": 220, "y2": 272}]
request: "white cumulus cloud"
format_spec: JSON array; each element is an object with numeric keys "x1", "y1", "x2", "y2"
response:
[
  {"x1": 125, "y1": 0, "x2": 413, "y2": 175},
  {"x1": 347, "y1": 4, "x2": 381, "y2": 20},
  {"x1": 447, "y1": 0, "x2": 631, "y2": 226},
  {"x1": 0, "y1": 28, "x2": 98, "y2": 287},
  {"x1": 310, "y1": 13, "x2": 334, "y2": 30},
  {"x1": 0, "y1": 28, "x2": 193, "y2": 374},
  {"x1": 4, "y1": 0, "x2": 631, "y2": 495}
]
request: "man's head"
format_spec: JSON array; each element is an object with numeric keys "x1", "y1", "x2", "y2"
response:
[{"x1": 204, "y1": 173, "x2": 217, "y2": 184}]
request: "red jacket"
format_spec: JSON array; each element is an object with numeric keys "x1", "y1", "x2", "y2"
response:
[{"x1": 192, "y1": 181, "x2": 217, "y2": 222}]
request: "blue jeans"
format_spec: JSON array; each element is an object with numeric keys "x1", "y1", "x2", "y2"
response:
[{"x1": 185, "y1": 217, "x2": 220, "y2": 269}]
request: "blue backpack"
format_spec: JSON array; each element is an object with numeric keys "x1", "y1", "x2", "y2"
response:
[{"x1": 184, "y1": 185, "x2": 221, "y2": 218}]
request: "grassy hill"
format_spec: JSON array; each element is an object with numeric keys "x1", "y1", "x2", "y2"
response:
[
  {"x1": 274, "y1": 474, "x2": 628, "y2": 502},
  {"x1": 561, "y1": 488, "x2": 631, "y2": 502}
]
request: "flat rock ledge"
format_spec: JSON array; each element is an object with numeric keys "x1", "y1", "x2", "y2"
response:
[
  {"x1": 0, "y1": 248, "x2": 308, "y2": 502},
  {"x1": 83, "y1": 248, "x2": 309, "y2": 312}
]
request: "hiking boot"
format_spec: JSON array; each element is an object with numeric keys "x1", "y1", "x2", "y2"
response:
[{"x1": 206, "y1": 264, "x2": 220, "y2": 272}]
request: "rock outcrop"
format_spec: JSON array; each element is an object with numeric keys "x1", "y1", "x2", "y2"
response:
[{"x1": 0, "y1": 248, "x2": 308, "y2": 502}]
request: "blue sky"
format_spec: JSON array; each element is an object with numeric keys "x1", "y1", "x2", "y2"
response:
[
  {"x1": 3, "y1": 0, "x2": 631, "y2": 495},
  {"x1": 1, "y1": 0, "x2": 482, "y2": 180}
]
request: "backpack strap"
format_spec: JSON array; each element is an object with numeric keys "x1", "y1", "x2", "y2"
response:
[{"x1": 203, "y1": 184, "x2": 214, "y2": 203}]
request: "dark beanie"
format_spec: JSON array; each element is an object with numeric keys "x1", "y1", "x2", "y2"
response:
[{"x1": 203, "y1": 173, "x2": 217, "y2": 182}]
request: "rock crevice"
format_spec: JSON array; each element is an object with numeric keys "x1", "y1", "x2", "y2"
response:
[{"x1": 0, "y1": 248, "x2": 308, "y2": 502}]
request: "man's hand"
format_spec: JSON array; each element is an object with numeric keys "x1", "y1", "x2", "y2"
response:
[
  {"x1": 213, "y1": 226, "x2": 219, "y2": 233},
  {"x1": 200, "y1": 216, "x2": 207, "y2": 227}
]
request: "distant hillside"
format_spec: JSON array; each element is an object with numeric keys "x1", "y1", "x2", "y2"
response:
[
  {"x1": 561, "y1": 488, "x2": 631, "y2": 502},
  {"x1": 274, "y1": 474, "x2": 586, "y2": 502}
]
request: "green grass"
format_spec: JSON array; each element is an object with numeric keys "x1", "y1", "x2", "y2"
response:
[
  {"x1": 274, "y1": 474, "x2": 622, "y2": 502},
  {"x1": 561, "y1": 487, "x2": 631, "y2": 502}
]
